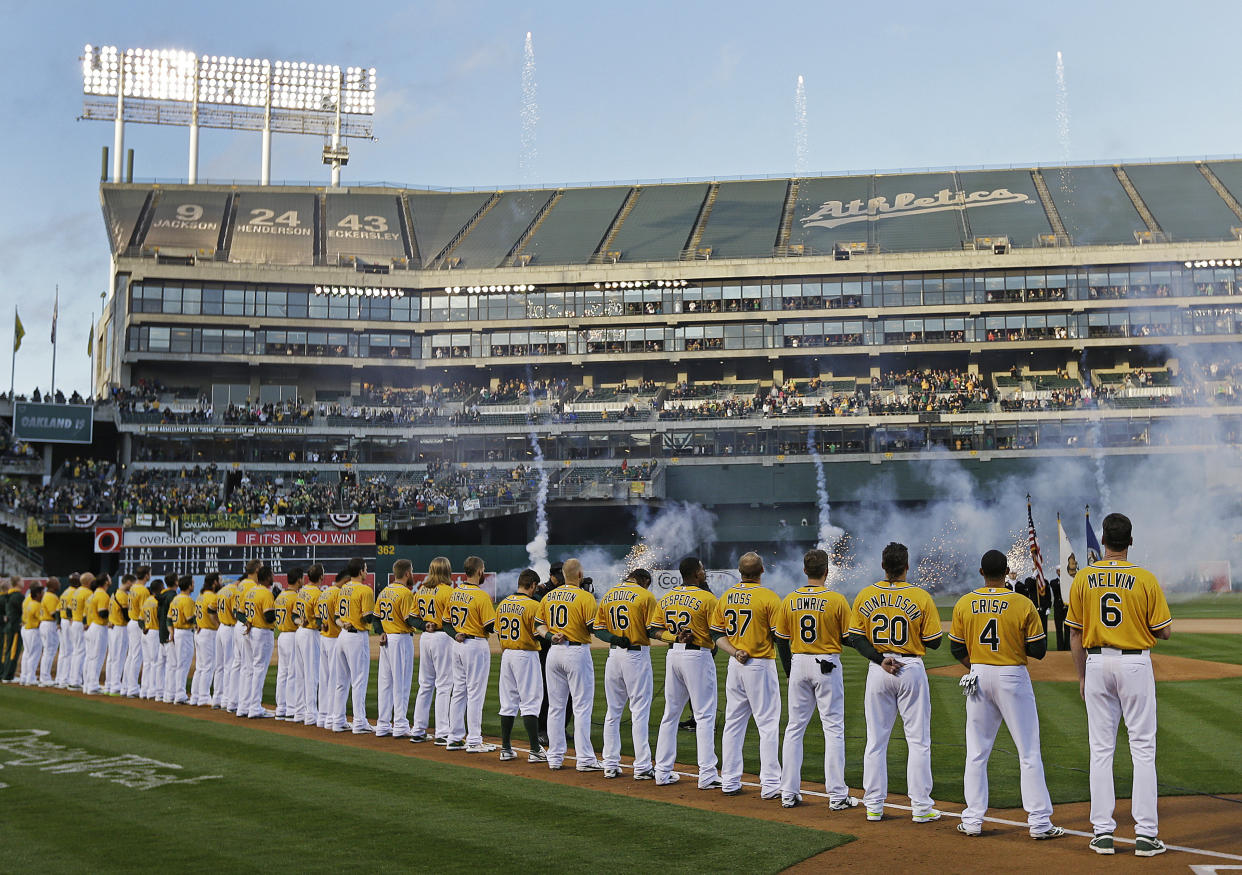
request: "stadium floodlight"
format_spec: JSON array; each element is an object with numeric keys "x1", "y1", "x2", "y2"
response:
[{"x1": 80, "y1": 44, "x2": 378, "y2": 186}]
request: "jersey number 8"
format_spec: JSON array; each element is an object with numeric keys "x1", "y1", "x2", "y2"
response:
[{"x1": 799, "y1": 614, "x2": 818, "y2": 643}]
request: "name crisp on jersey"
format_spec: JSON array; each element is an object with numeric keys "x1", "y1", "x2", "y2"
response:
[
  {"x1": 856, "y1": 591, "x2": 924, "y2": 620},
  {"x1": 971, "y1": 597, "x2": 1007, "y2": 614},
  {"x1": 1085, "y1": 571, "x2": 1137, "y2": 590},
  {"x1": 801, "y1": 188, "x2": 1031, "y2": 230}
]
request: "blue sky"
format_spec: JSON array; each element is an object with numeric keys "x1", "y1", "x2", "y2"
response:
[{"x1": 4, "y1": 0, "x2": 1242, "y2": 395}]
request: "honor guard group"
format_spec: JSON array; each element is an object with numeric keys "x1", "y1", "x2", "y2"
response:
[{"x1": 1, "y1": 512, "x2": 1171, "y2": 858}]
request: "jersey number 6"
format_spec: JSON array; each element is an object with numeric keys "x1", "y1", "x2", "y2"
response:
[{"x1": 1100, "y1": 592, "x2": 1123, "y2": 628}]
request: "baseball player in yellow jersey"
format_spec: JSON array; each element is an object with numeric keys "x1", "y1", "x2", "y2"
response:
[
  {"x1": 441, "y1": 556, "x2": 496, "y2": 752},
  {"x1": 1066, "y1": 513, "x2": 1172, "y2": 858},
  {"x1": 140, "y1": 580, "x2": 165, "y2": 698},
  {"x1": 123, "y1": 566, "x2": 151, "y2": 697},
  {"x1": 212, "y1": 577, "x2": 239, "y2": 709},
  {"x1": 593, "y1": 567, "x2": 661, "y2": 779},
  {"x1": 231, "y1": 562, "x2": 262, "y2": 717},
  {"x1": 496, "y1": 569, "x2": 547, "y2": 762},
  {"x1": 331, "y1": 558, "x2": 376, "y2": 733},
  {"x1": 82, "y1": 575, "x2": 111, "y2": 694},
  {"x1": 317, "y1": 571, "x2": 346, "y2": 730},
  {"x1": 535, "y1": 558, "x2": 604, "y2": 772},
  {"x1": 373, "y1": 560, "x2": 416, "y2": 737},
  {"x1": 189, "y1": 574, "x2": 220, "y2": 706},
  {"x1": 295, "y1": 564, "x2": 324, "y2": 727},
  {"x1": 649, "y1": 557, "x2": 722, "y2": 788},
  {"x1": 950, "y1": 550, "x2": 1063, "y2": 840},
  {"x1": 773, "y1": 549, "x2": 857, "y2": 810},
  {"x1": 67, "y1": 573, "x2": 92, "y2": 689},
  {"x1": 36, "y1": 579, "x2": 61, "y2": 686},
  {"x1": 848, "y1": 542, "x2": 944, "y2": 823},
  {"x1": 408, "y1": 557, "x2": 456, "y2": 744},
  {"x1": 104, "y1": 575, "x2": 133, "y2": 695},
  {"x1": 19, "y1": 583, "x2": 45, "y2": 685},
  {"x1": 273, "y1": 569, "x2": 303, "y2": 720},
  {"x1": 240, "y1": 566, "x2": 278, "y2": 719},
  {"x1": 710, "y1": 553, "x2": 783, "y2": 799},
  {"x1": 55, "y1": 575, "x2": 77, "y2": 688},
  {"x1": 166, "y1": 576, "x2": 197, "y2": 704}
]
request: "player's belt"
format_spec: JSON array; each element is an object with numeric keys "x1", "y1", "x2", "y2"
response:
[
  {"x1": 881, "y1": 652, "x2": 921, "y2": 659},
  {"x1": 341, "y1": 627, "x2": 361, "y2": 632},
  {"x1": 610, "y1": 644, "x2": 645, "y2": 651},
  {"x1": 555, "y1": 640, "x2": 584, "y2": 646},
  {"x1": 671, "y1": 642, "x2": 703, "y2": 651},
  {"x1": 1087, "y1": 646, "x2": 1145, "y2": 655},
  {"x1": 457, "y1": 634, "x2": 480, "y2": 640}
]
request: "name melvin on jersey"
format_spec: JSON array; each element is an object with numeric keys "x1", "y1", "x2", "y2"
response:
[{"x1": 1085, "y1": 572, "x2": 1137, "y2": 590}]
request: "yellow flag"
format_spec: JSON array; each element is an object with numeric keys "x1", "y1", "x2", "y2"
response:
[
  {"x1": 87, "y1": 329, "x2": 94, "y2": 357},
  {"x1": 13, "y1": 311, "x2": 23, "y2": 352}
]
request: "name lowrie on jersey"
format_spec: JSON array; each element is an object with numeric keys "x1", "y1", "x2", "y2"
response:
[
  {"x1": 794, "y1": 595, "x2": 830, "y2": 612},
  {"x1": 1085, "y1": 571, "x2": 1138, "y2": 590},
  {"x1": 801, "y1": 188, "x2": 1032, "y2": 230},
  {"x1": 856, "y1": 591, "x2": 924, "y2": 619}
]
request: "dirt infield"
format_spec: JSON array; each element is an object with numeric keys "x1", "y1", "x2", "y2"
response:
[
  {"x1": 38, "y1": 689, "x2": 1242, "y2": 872},
  {"x1": 928, "y1": 650, "x2": 1242, "y2": 682}
]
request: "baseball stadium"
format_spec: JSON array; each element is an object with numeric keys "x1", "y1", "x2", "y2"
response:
[{"x1": 3, "y1": 38, "x2": 1242, "y2": 875}]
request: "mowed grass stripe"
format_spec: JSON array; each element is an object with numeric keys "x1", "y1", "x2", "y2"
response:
[{"x1": 0, "y1": 687, "x2": 846, "y2": 874}]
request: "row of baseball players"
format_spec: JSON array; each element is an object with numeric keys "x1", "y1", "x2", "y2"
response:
[{"x1": 9, "y1": 510, "x2": 1171, "y2": 858}]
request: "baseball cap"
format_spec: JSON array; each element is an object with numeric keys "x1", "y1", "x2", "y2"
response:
[{"x1": 625, "y1": 568, "x2": 652, "y2": 586}]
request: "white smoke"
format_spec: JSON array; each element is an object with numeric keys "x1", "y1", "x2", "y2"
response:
[
  {"x1": 520, "y1": 31, "x2": 538, "y2": 184},
  {"x1": 794, "y1": 74, "x2": 808, "y2": 176}
]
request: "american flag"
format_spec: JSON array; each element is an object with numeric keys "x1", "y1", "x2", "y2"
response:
[{"x1": 1027, "y1": 495, "x2": 1047, "y2": 597}]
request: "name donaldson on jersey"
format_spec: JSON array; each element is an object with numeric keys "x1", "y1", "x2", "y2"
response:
[
  {"x1": 1085, "y1": 571, "x2": 1138, "y2": 590},
  {"x1": 855, "y1": 591, "x2": 924, "y2": 620}
]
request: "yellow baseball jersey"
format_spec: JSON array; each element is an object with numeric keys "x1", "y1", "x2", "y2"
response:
[
  {"x1": 236, "y1": 579, "x2": 257, "y2": 621},
  {"x1": 593, "y1": 582, "x2": 659, "y2": 646},
  {"x1": 39, "y1": 592, "x2": 61, "y2": 623},
  {"x1": 274, "y1": 590, "x2": 300, "y2": 633},
  {"x1": 317, "y1": 585, "x2": 342, "y2": 638},
  {"x1": 447, "y1": 584, "x2": 495, "y2": 638},
  {"x1": 142, "y1": 595, "x2": 160, "y2": 631},
  {"x1": 195, "y1": 590, "x2": 220, "y2": 631},
  {"x1": 710, "y1": 581, "x2": 782, "y2": 659},
  {"x1": 22, "y1": 596, "x2": 41, "y2": 629},
  {"x1": 72, "y1": 586, "x2": 91, "y2": 622},
  {"x1": 949, "y1": 587, "x2": 1045, "y2": 666},
  {"x1": 296, "y1": 583, "x2": 321, "y2": 631},
  {"x1": 1065, "y1": 560, "x2": 1172, "y2": 650},
  {"x1": 375, "y1": 584, "x2": 415, "y2": 634},
  {"x1": 849, "y1": 581, "x2": 942, "y2": 657},
  {"x1": 60, "y1": 586, "x2": 77, "y2": 619},
  {"x1": 653, "y1": 585, "x2": 719, "y2": 649},
  {"x1": 216, "y1": 583, "x2": 238, "y2": 626},
  {"x1": 86, "y1": 589, "x2": 110, "y2": 626},
  {"x1": 245, "y1": 586, "x2": 276, "y2": 630},
  {"x1": 495, "y1": 593, "x2": 541, "y2": 651},
  {"x1": 108, "y1": 589, "x2": 130, "y2": 626},
  {"x1": 772, "y1": 585, "x2": 852, "y2": 655},
  {"x1": 169, "y1": 593, "x2": 196, "y2": 629},
  {"x1": 130, "y1": 583, "x2": 150, "y2": 619},
  {"x1": 536, "y1": 585, "x2": 598, "y2": 644},
  {"x1": 336, "y1": 582, "x2": 374, "y2": 632},
  {"x1": 415, "y1": 584, "x2": 453, "y2": 626}
]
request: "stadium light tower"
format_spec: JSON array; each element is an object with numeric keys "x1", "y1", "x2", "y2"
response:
[{"x1": 80, "y1": 45, "x2": 377, "y2": 186}]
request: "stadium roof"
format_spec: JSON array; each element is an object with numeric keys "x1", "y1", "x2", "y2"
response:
[{"x1": 102, "y1": 158, "x2": 1242, "y2": 270}]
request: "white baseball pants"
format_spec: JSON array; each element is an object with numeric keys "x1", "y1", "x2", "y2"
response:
[
  {"x1": 105, "y1": 625, "x2": 127, "y2": 693},
  {"x1": 38, "y1": 620, "x2": 59, "y2": 685},
  {"x1": 603, "y1": 647, "x2": 653, "y2": 773},
  {"x1": 123, "y1": 619, "x2": 144, "y2": 696},
  {"x1": 56, "y1": 618, "x2": 72, "y2": 686},
  {"x1": 297, "y1": 627, "x2": 321, "y2": 725},
  {"x1": 244, "y1": 628, "x2": 274, "y2": 717},
  {"x1": 317, "y1": 635, "x2": 337, "y2": 727},
  {"x1": 141, "y1": 630, "x2": 164, "y2": 698},
  {"x1": 212, "y1": 625, "x2": 236, "y2": 707},
  {"x1": 276, "y1": 632, "x2": 300, "y2": 718},
  {"x1": 654, "y1": 644, "x2": 719, "y2": 787},
  {"x1": 1086, "y1": 650, "x2": 1158, "y2": 838},
  {"x1": 190, "y1": 628, "x2": 216, "y2": 705},
  {"x1": 448, "y1": 637, "x2": 491, "y2": 746},
  {"x1": 68, "y1": 621, "x2": 86, "y2": 687},
  {"x1": 233, "y1": 624, "x2": 254, "y2": 715},
  {"x1": 412, "y1": 631, "x2": 454, "y2": 738},
  {"x1": 165, "y1": 634, "x2": 192, "y2": 703},
  {"x1": 336, "y1": 630, "x2": 370, "y2": 730},
  {"x1": 82, "y1": 624, "x2": 108, "y2": 693},
  {"x1": 546, "y1": 643, "x2": 599, "y2": 768},
  {"x1": 721, "y1": 657, "x2": 781, "y2": 795},
  {"x1": 19, "y1": 627, "x2": 41, "y2": 685},
  {"x1": 377, "y1": 633, "x2": 414, "y2": 736},
  {"x1": 499, "y1": 649, "x2": 544, "y2": 717},
  {"x1": 782, "y1": 652, "x2": 848, "y2": 803},
  {"x1": 863, "y1": 656, "x2": 934, "y2": 817}
]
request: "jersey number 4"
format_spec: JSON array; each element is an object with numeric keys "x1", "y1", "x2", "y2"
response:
[{"x1": 979, "y1": 618, "x2": 999, "y2": 651}]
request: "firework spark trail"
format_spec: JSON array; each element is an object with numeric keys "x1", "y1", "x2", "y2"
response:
[
  {"x1": 794, "y1": 75, "x2": 808, "y2": 176},
  {"x1": 1055, "y1": 50, "x2": 1073, "y2": 199},
  {"x1": 520, "y1": 32, "x2": 538, "y2": 184},
  {"x1": 1080, "y1": 351, "x2": 1112, "y2": 509},
  {"x1": 523, "y1": 369, "x2": 550, "y2": 580},
  {"x1": 806, "y1": 429, "x2": 846, "y2": 588}
]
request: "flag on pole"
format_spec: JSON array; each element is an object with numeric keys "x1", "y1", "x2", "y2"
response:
[
  {"x1": 87, "y1": 328, "x2": 93, "y2": 357},
  {"x1": 12, "y1": 311, "x2": 23, "y2": 352},
  {"x1": 1085, "y1": 505, "x2": 1102, "y2": 563},
  {"x1": 1056, "y1": 513, "x2": 1077, "y2": 584},
  {"x1": 50, "y1": 291, "x2": 58, "y2": 344},
  {"x1": 1026, "y1": 495, "x2": 1047, "y2": 597}
]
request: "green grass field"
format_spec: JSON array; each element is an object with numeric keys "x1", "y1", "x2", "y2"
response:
[
  {"x1": 0, "y1": 687, "x2": 846, "y2": 874},
  {"x1": 228, "y1": 624, "x2": 1242, "y2": 810}
]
